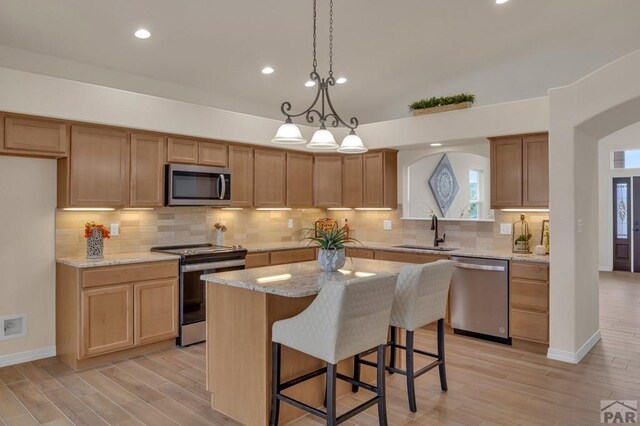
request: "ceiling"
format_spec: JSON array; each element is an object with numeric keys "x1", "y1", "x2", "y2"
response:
[{"x1": 1, "y1": 0, "x2": 639, "y2": 124}]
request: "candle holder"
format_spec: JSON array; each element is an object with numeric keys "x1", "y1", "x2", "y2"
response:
[{"x1": 512, "y1": 214, "x2": 532, "y2": 254}]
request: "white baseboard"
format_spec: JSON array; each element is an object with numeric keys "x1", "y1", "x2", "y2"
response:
[
  {"x1": 599, "y1": 265, "x2": 613, "y2": 272},
  {"x1": 0, "y1": 346, "x2": 56, "y2": 368},
  {"x1": 547, "y1": 329, "x2": 602, "y2": 364}
]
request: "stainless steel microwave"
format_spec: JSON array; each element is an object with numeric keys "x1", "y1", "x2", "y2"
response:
[{"x1": 166, "y1": 164, "x2": 232, "y2": 206}]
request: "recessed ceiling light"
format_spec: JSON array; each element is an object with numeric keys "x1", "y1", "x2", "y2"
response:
[
  {"x1": 336, "y1": 77, "x2": 348, "y2": 84},
  {"x1": 496, "y1": 0, "x2": 509, "y2": 4},
  {"x1": 134, "y1": 29, "x2": 151, "y2": 39},
  {"x1": 261, "y1": 66, "x2": 274, "y2": 75},
  {"x1": 305, "y1": 80, "x2": 316, "y2": 87},
  {"x1": 430, "y1": 143, "x2": 442, "y2": 147}
]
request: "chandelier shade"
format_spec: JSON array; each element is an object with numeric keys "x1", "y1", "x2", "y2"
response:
[
  {"x1": 337, "y1": 130, "x2": 368, "y2": 154},
  {"x1": 271, "y1": 119, "x2": 306, "y2": 145},
  {"x1": 307, "y1": 126, "x2": 339, "y2": 149}
]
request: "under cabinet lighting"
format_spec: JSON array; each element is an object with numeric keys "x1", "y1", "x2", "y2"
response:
[
  {"x1": 62, "y1": 208, "x2": 115, "y2": 212},
  {"x1": 354, "y1": 208, "x2": 392, "y2": 211},
  {"x1": 501, "y1": 209, "x2": 549, "y2": 213},
  {"x1": 327, "y1": 208, "x2": 353, "y2": 211},
  {"x1": 256, "y1": 208, "x2": 292, "y2": 211},
  {"x1": 430, "y1": 143, "x2": 442, "y2": 147},
  {"x1": 221, "y1": 208, "x2": 244, "y2": 211},
  {"x1": 122, "y1": 208, "x2": 154, "y2": 211}
]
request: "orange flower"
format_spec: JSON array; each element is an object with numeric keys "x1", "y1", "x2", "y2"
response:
[{"x1": 84, "y1": 222, "x2": 111, "y2": 239}]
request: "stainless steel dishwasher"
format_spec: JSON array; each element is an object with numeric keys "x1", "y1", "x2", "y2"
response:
[{"x1": 450, "y1": 256, "x2": 510, "y2": 344}]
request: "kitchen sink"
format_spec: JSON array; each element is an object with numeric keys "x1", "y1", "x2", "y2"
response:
[{"x1": 394, "y1": 245, "x2": 459, "y2": 252}]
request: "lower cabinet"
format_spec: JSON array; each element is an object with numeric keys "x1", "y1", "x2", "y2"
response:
[
  {"x1": 57, "y1": 260, "x2": 179, "y2": 369},
  {"x1": 509, "y1": 262, "x2": 550, "y2": 344},
  {"x1": 245, "y1": 248, "x2": 317, "y2": 268}
]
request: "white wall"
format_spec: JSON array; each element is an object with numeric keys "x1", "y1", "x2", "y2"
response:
[
  {"x1": 598, "y1": 122, "x2": 640, "y2": 271},
  {"x1": 404, "y1": 151, "x2": 491, "y2": 220},
  {"x1": 0, "y1": 156, "x2": 56, "y2": 366}
]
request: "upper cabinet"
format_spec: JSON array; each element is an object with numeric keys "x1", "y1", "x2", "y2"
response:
[
  {"x1": 229, "y1": 145, "x2": 254, "y2": 207},
  {"x1": 314, "y1": 155, "x2": 343, "y2": 208},
  {"x1": 363, "y1": 150, "x2": 398, "y2": 209},
  {"x1": 65, "y1": 126, "x2": 130, "y2": 208},
  {"x1": 167, "y1": 137, "x2": 228, "y2": 167},
  {"x1": 254, "y1": 149, "x2": 287, "y2": 208},
  {"x1": 130, "y1": 133, "x2": 165, "y2": 207},
  {"x1": 490, "y1": 133, "x2": 548, "y2": 209},
  {"x1": 1, "y1": 115, "x2": 68, "y2": 157},
  {"x1": 286, "y1": 152, "x2": 313, "y2": 208},
  {"x1": 342, "y1": 154, "x2": 363, "y2": 208}
]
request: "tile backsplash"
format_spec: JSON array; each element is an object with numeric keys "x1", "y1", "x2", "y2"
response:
[{"x1": 56, "y1": 207, "x2": 549, "y2": 257}]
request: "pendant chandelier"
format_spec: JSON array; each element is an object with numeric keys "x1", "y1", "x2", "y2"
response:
[{"x1": 271, "y1": 0, "x2": 367, "y2": 154}]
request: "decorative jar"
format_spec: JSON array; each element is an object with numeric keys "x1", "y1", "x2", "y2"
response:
[
  {"x1": 317, "y1": 248, "x2": 346, "y2": 272},
  {"x1": 86, "y1": 228, "x2": 104, "y2": 259}
]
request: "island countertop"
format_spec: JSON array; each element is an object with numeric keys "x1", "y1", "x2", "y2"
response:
[{"x1": 201, "y1": 258, "x2": 412, "y2": 297}]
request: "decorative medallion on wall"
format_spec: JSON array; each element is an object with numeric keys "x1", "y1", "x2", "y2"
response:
[{"x1": 428, "y1": 154, "x2": 459, "y2": 216}]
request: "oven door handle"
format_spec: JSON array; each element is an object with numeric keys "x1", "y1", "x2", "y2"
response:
[{"x1": 181, "y1": 259, "x2": 246, "y2": 273}]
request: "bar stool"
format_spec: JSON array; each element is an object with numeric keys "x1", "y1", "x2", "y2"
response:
[
  {"x1": 352, "y1": 260, "x2": 454, "y2": 413},
  {"x1": 270, "y1": 274, "x2": 397, "y2": 426}
]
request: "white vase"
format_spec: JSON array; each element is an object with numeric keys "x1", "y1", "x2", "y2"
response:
[
  {"x1": 317, "y1": 248, "x2": 346, "y2": 272},
  {"x1": 216, "y1": 229, "x2": 225, "y2": 246}
]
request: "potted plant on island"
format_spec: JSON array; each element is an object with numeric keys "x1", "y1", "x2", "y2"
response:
[
  {"x1": 409, "y1": 93, "x2": 476, "y2": 116},
  {"x1": 300, "y1": 223, "x2": 361, "y2": 272}
]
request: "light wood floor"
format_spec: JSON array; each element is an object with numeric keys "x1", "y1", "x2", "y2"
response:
[{"x1": 1, "y1": 271, "x2": 639, "y2": 425}]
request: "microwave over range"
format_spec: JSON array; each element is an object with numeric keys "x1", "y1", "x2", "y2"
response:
[{"x1": 165, "y1": 164, "x2": 232, "y2": 206}]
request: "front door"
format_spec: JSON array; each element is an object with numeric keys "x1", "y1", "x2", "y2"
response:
[{"x1": 613, "y1": 177, "x2": 632, "y2": 271}]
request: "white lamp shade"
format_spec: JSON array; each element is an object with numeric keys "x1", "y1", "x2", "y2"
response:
[
  {"x1": 271, "y1": 122, "x2": 306, "y2": 145},
  {"x1": 307, "y1": 128, "x2": 338, "y2": 150},
  {"x1": 337, "y1": 132, "x2": 367, "y2": 154}
]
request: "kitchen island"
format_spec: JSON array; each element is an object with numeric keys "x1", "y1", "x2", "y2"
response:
[{"x1": 202, "y1": 259, "x2": 409, "y2": 426}]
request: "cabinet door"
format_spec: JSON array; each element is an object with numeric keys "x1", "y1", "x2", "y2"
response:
[
  {"x1": 363, "y1": 152, "x2": 384, "y2": 207},
  {"x1": 70, "y1": 126, "x2": 130, "y2": 207},
  {"x1": 130, "y1": 133, "x2": 165, "y2": 207},
  {"x1": 314, "y1": 155, "x2": 343, "y2": 207},
  {"x1": 254, "y1": 149, "x2": 286, "y2": 207},
  {"x1": 167, "y1": 137, "x2": 198, "y2": 164},
  {"x1": 134, "y1": 279, "x2": 179, "y2": 346},
  {"x1": 4, "y1": 116, "x2": 68, "y2": 155},
  {"x1": 343, "y1": 154, "x2": 363, "y2": 208},
  {"x1": 490, "y1": 137, "x2": 523, "y2": 209},
  {"x1": 80, "y1": 285, "x2": 134, "y2": 358},
  {"x1": 199, "y1": 141, "x2": 228, "y2": 167},
  {"x1": 229, "y1": 145, "x2": 254, "y2": 207},
  {"x1": 286, "y1": 152, "x2": 313, "y2": 207},
  {"x1": 522, "y1": 135, "x2": 549, "y2": 207}
]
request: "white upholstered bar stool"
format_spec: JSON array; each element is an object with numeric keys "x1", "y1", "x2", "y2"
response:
[
  {"x1": 352, "y1": 260, "x2": 454, "y2": 413},
  {"x1": 270, "y1": 274, "x2": 397, "y2": 426}
]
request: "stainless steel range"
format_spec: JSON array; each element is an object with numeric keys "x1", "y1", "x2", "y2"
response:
[{"x1": 151, "y1": 243, "x2": 247, "y2": 346}]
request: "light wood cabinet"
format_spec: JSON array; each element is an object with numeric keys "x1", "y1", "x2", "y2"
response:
[
  {"x1": 490, "y1": 133, "x2": 548, "y2": 209},
  {"x1": 245, "y1": 252, "x2": 271, "y2": 269},
  {"x1": 314, "y1": 155, "x2": 343, "y2": 207},
  {"x1": 130, "y1": 133, "x2": 165, "y2": 207},
  {"x1": 56, "y1": 260, "x2": 179, "y2": 370},
  {"x1": 199, "y1": 140, "x2": 228, "y2": 167},
  {"x1": 509, "y1": 262, "x2": 549, "y2": 344},
  {"x1": 286, "y1": 152, "x2": 313, "y2": 207},
  {"x1": 80, "y1": 284, "x2": 134, "y2": 358},
  {"x1": 254, "y1": 149, "x2": 287, "y2": 208},
  {"x1": 2, "y1": 115, "x2": 68, "y2": 157},
  {"x1": 66, "y1": 126, "x2": 130, "y2": 208},
  {"x1": 270, "y1": 248, "x2": 316, "y2": 265},
  {"x1": 229, "y1": 145, "x2": 254, "y2": 207},
  {"x1": 167, "y1": 137, "x2": 199, "y2": 164},
  {"x1": 343, "y1": 154, "x2": 363, "y2": 208},
  {"x1": 134, "y1": 279, "x2": 179, "y2": 346},
  {"x1": 363, "y1": 150, "x2": 398, "y2": 208},
  {"x1": 346, "y1": 248, "x2": 374, "y2": 259}
]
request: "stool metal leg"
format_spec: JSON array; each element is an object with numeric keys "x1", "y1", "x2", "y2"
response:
[
  {"x1": 270, "y1": 342, "x2": 281, "y2": 426},
  {"x1": 405, "y1": 330, "x2": 417, "y2": 413},
  {"x1": 351, "y1": 354, "x2": 361, "y2": 393},
  {"x1": 376, "y1": 344, "x2": 388, "y2": 426},
  {"x1": 389, "y1": 326, "x2": 397, "y2": 374},
  {"x1": 437, "y1": 318, "x2": 448, "y2": 392},
  {"x1": 326, "y1": 363, "x2": 338, "y2": 426}
]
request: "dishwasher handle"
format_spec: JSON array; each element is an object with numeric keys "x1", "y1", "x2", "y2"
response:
[{"x1": 454, "y1": 262, "x2": 506, "y2": 272}]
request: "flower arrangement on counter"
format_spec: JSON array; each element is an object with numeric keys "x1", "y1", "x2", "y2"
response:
[
  {"x1": 214, "y1": 222, "x2": 227, "y2": 232},
  {"x1": 84, "y1": 222, "x2": 111, "y2": 239}
]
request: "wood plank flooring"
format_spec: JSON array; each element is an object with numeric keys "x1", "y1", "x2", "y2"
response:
[{"x1": 1, "y1": 271, "x2": 639, "y2": 425}]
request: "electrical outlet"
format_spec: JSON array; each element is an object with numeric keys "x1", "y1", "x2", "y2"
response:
[
  {"x1": 577, "y1": 219, "x2": 584, "y2": 234},
  {"x1": 383, "y1": 220, "x2": 392, "y2": 231},
  {"x1": 288, "y1": 219, "x2": 294, "y2": 229},
  {"x1": 1, "y1": 314, "x2": 26, "y2": 341},
  {"x1": 110, "y1": 223, "x2": 119, "y2": 236},
  {"x1": 500, "y1": 223, "x2": 512, "y2": 235}
]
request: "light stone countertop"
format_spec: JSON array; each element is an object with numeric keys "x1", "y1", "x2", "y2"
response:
[
  {"x1": 244, "y1": 241, "x2": 550, "y2": 264},
  {"x1": 56, "y1": 251, "x2": 181, "y2": 268},
  {"x1": 201, "y1": 258, "x2": 411, "y2": 298}
]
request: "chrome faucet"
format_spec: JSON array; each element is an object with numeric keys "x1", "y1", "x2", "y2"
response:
[{"x1": 431, "y1": 215, "x2": 446, "y2": 247}]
